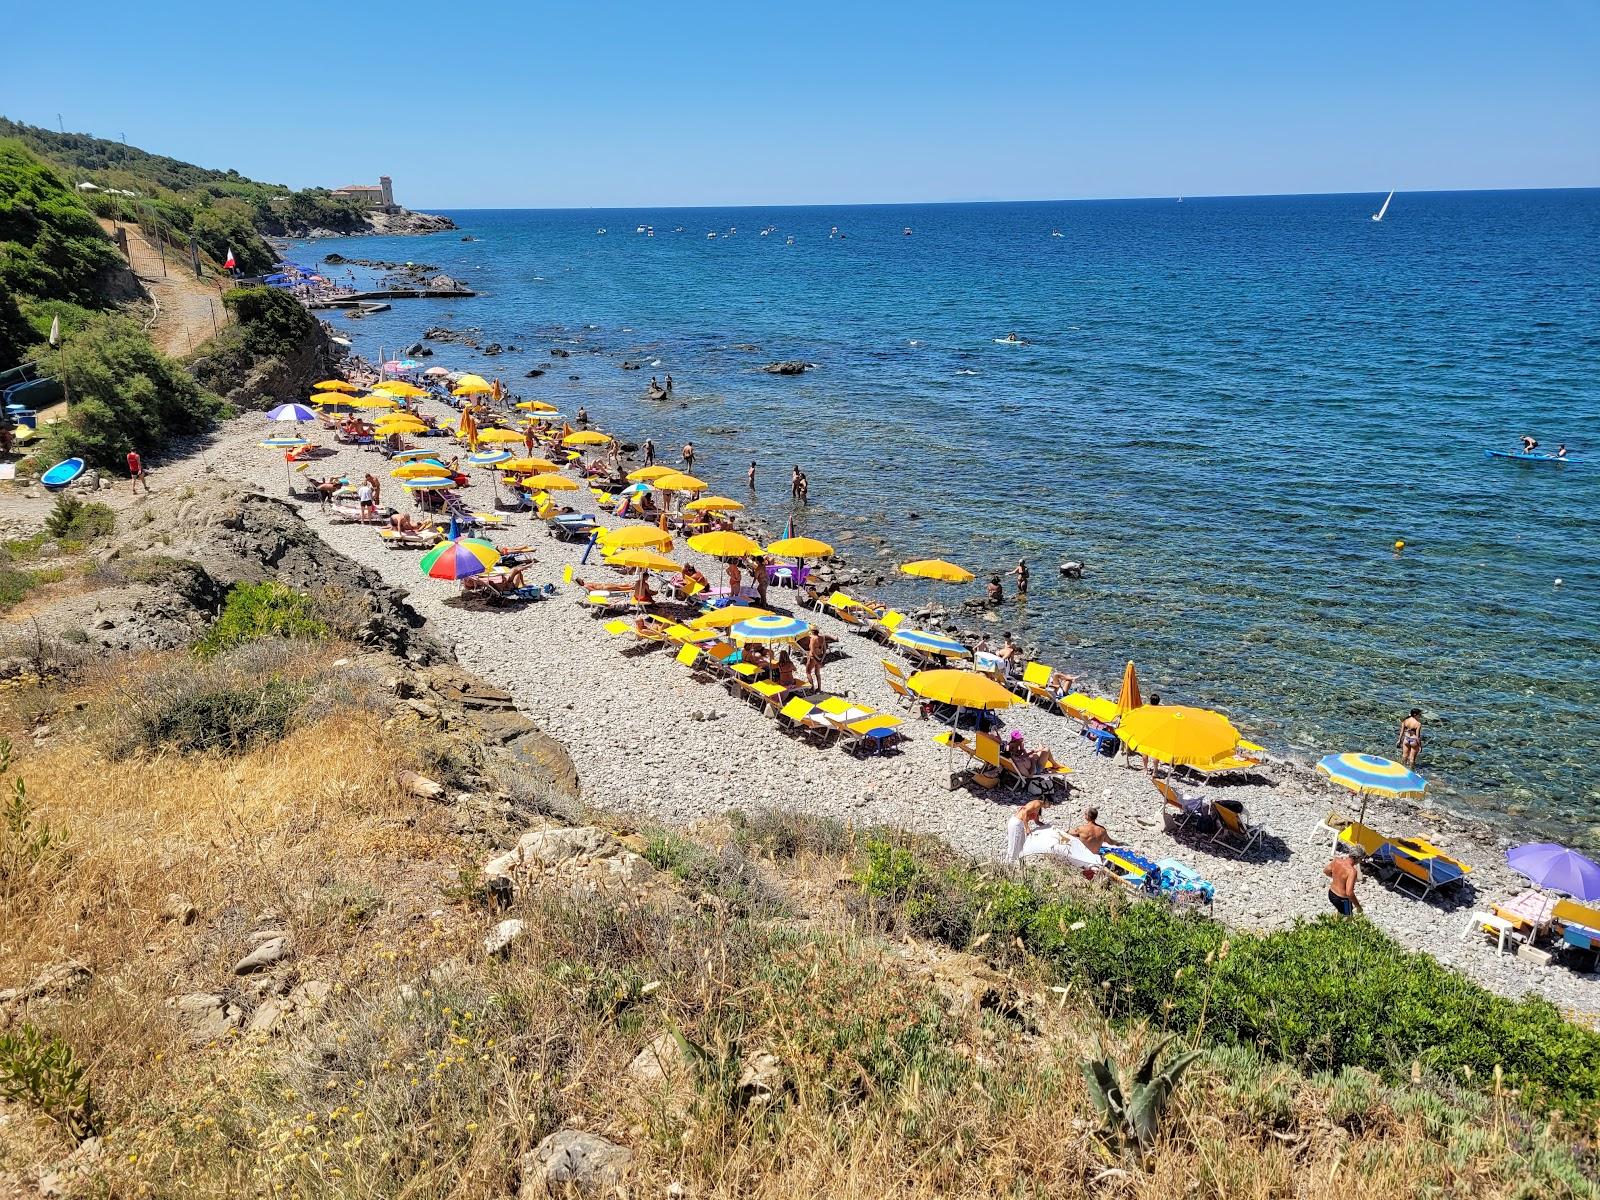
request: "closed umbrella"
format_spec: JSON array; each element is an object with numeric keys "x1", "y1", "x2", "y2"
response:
[{"x1": 1117, "y1": 661, "x2": 1143, "y2": 714}]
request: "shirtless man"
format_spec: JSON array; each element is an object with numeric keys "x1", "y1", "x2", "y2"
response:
[
  {"x1": 1520, "y1": 434, "x2": 1538, "y2": 454},
  {"x1": 1324, "y1": 849, "x2": 1365, "y2": 915},
  {"x1": 1073, "y1": 807, "x2": 1110, "y2": 855},
  {"x1": 1005, "y1": 797, "x2": 1047, "y2": 862},
  {"x1": 1397, "y1": 708, "x2": 1423, "y2": 768},
  {"x1": 681, "y1": 443, "x2": 696, "y2": 469}
]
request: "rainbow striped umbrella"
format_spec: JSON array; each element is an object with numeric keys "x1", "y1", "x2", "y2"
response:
[
  {"x1": 728, "y1": 614, "x2": 811, "y2": 644},
  {"x1": 420, "y1": 538, "x2": 501, "y2": 580},
  {"x1": 265, "y1": 403, "x2": 317, "y2": 423},
  {"x1": 890, "y1": 628, "x2": 971, "y2": 658},
  {"x1": 1315, "y1": 753, "x2": 1428, "y2": 799}
]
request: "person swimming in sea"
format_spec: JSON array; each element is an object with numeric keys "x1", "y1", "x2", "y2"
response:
[
  {"x1": 1556, "y1": 444, "x2": 1569, "y2": 459},
  {"x1": 1521, "y1": 434, "x2": 1538, "y2": 453}
]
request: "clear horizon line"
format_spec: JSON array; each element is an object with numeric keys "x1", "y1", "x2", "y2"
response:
[{"x1": 406, "y1": 184, "x2": 1600, "y2": 213}]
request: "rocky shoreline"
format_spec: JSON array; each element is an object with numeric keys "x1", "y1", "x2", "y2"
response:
[{"x1": 192, "y1": 389, "x2": 1598, "y2": 1020}]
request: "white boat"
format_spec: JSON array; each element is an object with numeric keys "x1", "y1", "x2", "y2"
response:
[
  {"x1": 596, "y1": 228, "x2": 607, "y2": 235},
  {"x1": 635, "y1": 225, "x2": 646, "y2": 234},
  {"x1": 707, "y1": 231, "x2": 717, "y2": 239},
  {"x1": 903, "y1": 226, "x2": 912, "y2": 236},
  {"x1": 1050, "y1": 229, "x2": 1063, "y2": 238},
  {"x1": 1372, "y1": 190, "x2": 1394, "y2": 222}
]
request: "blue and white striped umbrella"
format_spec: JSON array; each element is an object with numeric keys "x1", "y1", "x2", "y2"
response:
[
  {"x1": 1315, "y1": 753, "x2": 1428, "y2": 798},
  {"x1": 264, "y1": 403, "x2": 316, "y2": 422},
  {"x1": 468, "y1": 450, "x2": 513, "y2": 466},
  {"x1": 401, "y1": 475, "x2": 459, "y2": 491},
  {"x1": 392, "y1": 448, "x2": 446, "y2": 462},
  {"x1": 260, "y1": 436, "x2": 309, "y2": 448},
  {"x1": 890, "y1": 628, "x2": 971, "y2": 658},
  {"x1": 728, "y1": 614, "x2": 811, "y2": 644}
]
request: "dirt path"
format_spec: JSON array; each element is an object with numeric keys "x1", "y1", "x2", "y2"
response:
[{"x1": 98, "y1": 219, "x2": 232, "y2": 357}]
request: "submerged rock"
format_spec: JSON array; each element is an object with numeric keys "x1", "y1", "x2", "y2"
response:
[{"x1": 762, "y1": 360, "x2": 814, "y2": 375}]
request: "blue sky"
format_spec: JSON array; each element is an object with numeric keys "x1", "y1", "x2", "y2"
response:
[{"x1": 5, "y1": 0, "x2": 1598, "y2": 208}]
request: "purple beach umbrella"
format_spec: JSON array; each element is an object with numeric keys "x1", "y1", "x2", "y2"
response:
[{"x1": 1506, "y1": 843, "x2": 1600, "y2": 902}]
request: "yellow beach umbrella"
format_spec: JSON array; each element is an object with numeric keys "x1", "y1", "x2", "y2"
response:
[
  {"x1": 499, "y1": 457, "x2": 561, "y2": 474},
  {"x1": 314, "y1": 379, "x2": 358, "y2": 393},
  {"x1": 516, "y1": 400, "x2": 559, "y2": 412},
  {"x1": 627, "y1": 465, "x2": 677, "y2": 483},
  {"x1": 374, "y1": 381, "x2": 426, "y2": 397},
  {"x1": 605, "y1": 548, "x2": 685, "y2": 573},
  {"x1": 685, "y1": 495, "x2": 745, "y2": 513},
  {"x1": 600, "y1": 526, "x2": 675, "y2": 551},
  {"x1": 690, "y1": 605, "x2": 773, "y2": 629},
  {"x1": 900, "y1": 559, "x2": 975, "y2": 584},
  {"x1": 1116, "y1": 705, "x2": 1243, "y2": 768},
  {"x1": 765, "y1": 536, "x2": 835, "y2": 560},
  {"x1": 688, "y1": 530, "x2": 761, "y2": 559},
  {"x1": 563, "y1": 431, "x2": 614, "y2": 447},
  {"x1": 453, "y1": 381, "x2": 494, "y2": 397},
  {"x1": 348, "y1": 395, "x2": 400, "y2": 409},
  {"x1": 653, "y1": 472, "x2": 708, "y2": 493},
  {"x1": 391, "y1": 461, "x2": 450, "y2": 479},
  {"x1": 520, "y1": 473, "x2": 579, "y2": 492},
  {"x1": 477, "y1": 428, "x2": 526, "y2": 444},
  {"x1": 1117, "y1": 661, "x2": 1143, "y2": 715},
  {"x1": 907, "y1": 669, "x2": 1020, "y2": 711},
  {"x1": 377, "y1": 421, "x2": 428, "y2": 435}
]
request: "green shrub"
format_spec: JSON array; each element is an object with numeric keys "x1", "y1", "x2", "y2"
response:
[
  {"x1": 196, "y1": 581, "x2": 327, "y2": 657},
  {"x1": 42, "y1": 493, "x2": 115, "y2": 542},
  {"x1": 33, "y1": 311, "x2": 222, "y2": 469},
  {"x1": 0, "y1": 140, "x2": 122, "y2": 309},
  {"x1": 0, "y1": 565, "x2": 38, "y2": 612},
  {"x1": 643, "y1": 828, "x2": 789, "y2": 917},
  {"x1": 852, "y1": 836, "x2": 1600, "y2": 1118},
  {"x1": 0, "y1": 1023, "x2": 99, "y2": 1141}
]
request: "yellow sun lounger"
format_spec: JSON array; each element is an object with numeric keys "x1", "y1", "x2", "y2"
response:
[{"x1": 1339, "y1": 823, "x2": 1471, "y2": 898}]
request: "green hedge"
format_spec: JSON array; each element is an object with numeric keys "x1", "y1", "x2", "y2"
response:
[{"x1": 855, "y1": 836, "x2": 1600, "y2": 1117}]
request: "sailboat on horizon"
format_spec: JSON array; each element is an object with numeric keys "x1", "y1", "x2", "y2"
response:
[{"x1": 1372, "y1": 190, "x2": 1394, "y2": 222}]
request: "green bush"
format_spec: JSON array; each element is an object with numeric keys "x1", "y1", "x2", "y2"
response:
[
  {"x1": 0, "y1": 566, "x2": 38, "y2": 613},
  {"x1": 852, "y1": 834, "x2": 1600, "y2": 1118},
  {"x1": 188, "y1": 286, "x2": 322, "y2": 405},
  {"x1": 0, "y1": 1023, "x2": 99, "y2": 1141},
  {"x1": 0, "y1": 140, "x2": 122, "y2": 309},
  {"x1": 190, "y1": 200, "x2": 273, "y2": 275},
  {"x1": 196, "y1": 581, "x2": 328, "y2": 657},
  {"x1": 42, "y1": 494, "x2": 115, "y2": 542},
  {"x1": 33, "y1": 310, "x2": 222, "y2": 469}
]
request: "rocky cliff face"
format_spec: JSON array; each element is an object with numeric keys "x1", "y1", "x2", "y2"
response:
[
  {"x1": 263, "y1": 207, "x2": 456, "y2": 239},
  {"x1": 188, "y1": 310, "x2": 340, "y2": 413}
]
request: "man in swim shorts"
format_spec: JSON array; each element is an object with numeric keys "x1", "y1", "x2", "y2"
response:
[
  {"x1": 1521, "y1": 435, "x2": 1538, "y2": 453},
  {"x1": 1325, "y1": 849, "x2": 1364, "y2": 915},
  {"x1": 1073, "y1": 807, "x2": 1110, "y2": 855}
]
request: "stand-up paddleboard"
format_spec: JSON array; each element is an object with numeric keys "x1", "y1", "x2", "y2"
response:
[
  {"x1": 40, "y1": 457, "x2": 85, "y2": 490},
  {"x1": 1484, "y1": 450, "x2": 1584, "y2": 464}
]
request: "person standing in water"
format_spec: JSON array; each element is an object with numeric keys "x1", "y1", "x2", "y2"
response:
[
  {"x1": 643, "y1": 438, "x2": 655, "y2": 466},
  {"x1": 664, "y1": 373, "x2": 674, "y2": 394},
  {"x1": 577, "y1": 406, "x2": 590, "y2": 428},
  {"x1": 747, "y1": 460, "x2": 757, "y2": 491},
  {"x1": 1397, "y1": 708, "x2": 1424, "y2": 768},
  {"x1": 682, "y1": 442, "x2": 695, "y2": 469},
  {"x1": 791, "y1": 465, "x2": 803, "y2": 499},
  {"x1": 1014, "y1": 558, "x2": 1029, "y2": 596}
]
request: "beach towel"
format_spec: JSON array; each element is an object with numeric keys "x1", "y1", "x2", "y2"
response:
[
  {"x1": 1020, "y1": 828, "x2": 1099, "y2": 869},
  {"x1": 1005, "y1": 816, "x2": 1027, "y2": 863}
]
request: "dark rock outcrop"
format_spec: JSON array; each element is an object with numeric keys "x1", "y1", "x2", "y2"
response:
[{"x1": 762, "y1": 360, "x2": 814, "y2": 375}]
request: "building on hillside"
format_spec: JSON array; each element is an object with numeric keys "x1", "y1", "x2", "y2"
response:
[{"x1": 331, "y1": 176, "x2": 396, "y2": 213}]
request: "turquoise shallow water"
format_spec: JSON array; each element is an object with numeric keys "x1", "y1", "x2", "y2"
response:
[{"x1": 286, "y1": 190, "x2": 1600, "y2": 845}]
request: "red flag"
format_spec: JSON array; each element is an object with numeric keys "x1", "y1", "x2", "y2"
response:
[{"x1": 223, "y1": 247, "x2": 236, "y2": 270}]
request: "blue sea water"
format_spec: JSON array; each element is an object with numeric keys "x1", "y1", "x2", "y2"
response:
[{"x1": 286, "y1": 190, "x2": 1600, "y2": 845}]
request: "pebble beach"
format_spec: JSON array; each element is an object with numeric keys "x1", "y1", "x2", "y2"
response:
[{"x1": 203, "y1": 387, "x2": 1598, "y2": 1019}]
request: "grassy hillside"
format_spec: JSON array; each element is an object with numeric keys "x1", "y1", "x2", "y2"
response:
[
  {"x1": 0, "y1": 118, "x2": 375, "y2": 275},
  {"x1": 0, "y1": 548, "x2": 1595, "y2": 1198},
  {"x1": 0, "y1": 140, "x2": 128, "y2": 368}
]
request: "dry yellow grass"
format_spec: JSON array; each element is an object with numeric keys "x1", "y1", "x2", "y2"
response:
[{"x1": 1, "y1": 644, "x2": 1595, "y2": 1199}]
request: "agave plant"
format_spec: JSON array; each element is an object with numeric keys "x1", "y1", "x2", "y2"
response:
[{"x1": 1082, "y1": 1034, "x2": 1203, "y2": 1159}]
